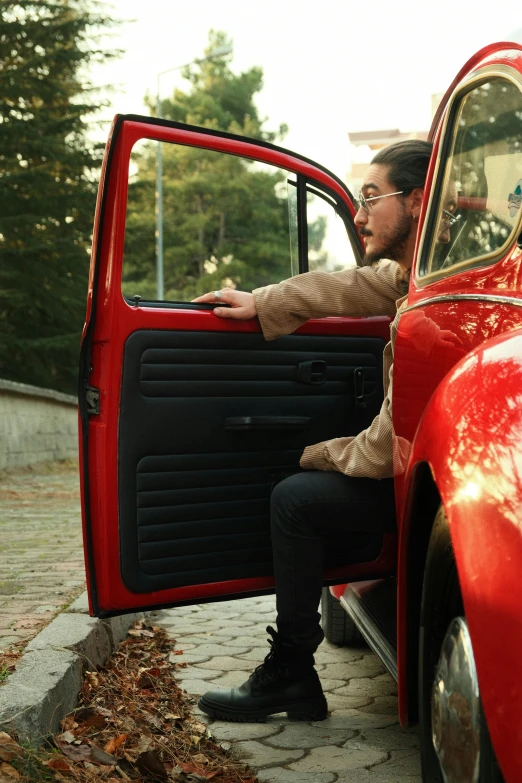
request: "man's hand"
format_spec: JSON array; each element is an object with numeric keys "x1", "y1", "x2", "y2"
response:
[{"x1": 192, "y1": 288, "x2": 257, "y2": 320}]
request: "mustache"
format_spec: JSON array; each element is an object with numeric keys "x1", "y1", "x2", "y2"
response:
[{"x1": 359, "y1": 229, "x2": 372, "y2": 237}]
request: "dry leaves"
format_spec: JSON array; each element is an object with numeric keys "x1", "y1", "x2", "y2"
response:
[{"x1": 2, "y1": 621, "x2": 258, "y2": 783}]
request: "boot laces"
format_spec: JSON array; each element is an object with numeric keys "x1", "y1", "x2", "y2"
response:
[{"x1": 251, "y1": 626, "x2": 287, "y2": 685}]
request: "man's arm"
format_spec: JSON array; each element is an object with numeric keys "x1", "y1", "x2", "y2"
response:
[
  {"x1": 300, "y1": 360, "x2": 404, "y2": 479},
  {"x1": 254, "y1": 261, "x2": 406, "y2": 341},
  {"x1": 300, "y1": 392, "x2": 394, "y2": 479},
  {"x1": 193, "y1": 261, "x2": 407, "y2": 341}
]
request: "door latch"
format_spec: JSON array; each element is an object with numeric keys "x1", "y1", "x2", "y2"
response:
[
  {"x1": 296, "y1": 360, "x2": 327, "y2": 385},
  {"x1": 84, "y1": 385, "x2": 100, "y2": 415},
  {"x1": 354, "y1": 368, "x2": 367, "y2": 409}
]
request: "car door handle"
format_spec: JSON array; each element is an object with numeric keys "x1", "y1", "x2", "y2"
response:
[
  {"x1": 224, "y1": 416, "x2": 311, "y2": 432},
  {"x1": 296, "y1": 360, "x2": 327, "y2": 384}
]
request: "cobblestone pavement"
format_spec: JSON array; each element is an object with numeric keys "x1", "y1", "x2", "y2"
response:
[
  {"x1": 0, "y1": 462, "x2": 422, "y2": 780},
  {"x1": 0, "y1": 461, "x2": 86, "y2": 652},
  {"x1": 153, "y1": 598, "x2": 422, "y2": 782}
]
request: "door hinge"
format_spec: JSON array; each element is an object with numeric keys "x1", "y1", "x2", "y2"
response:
[
  {"x1": 354, "y1": 368, "x2": 368, "y2": 409},
  {"x1": 84, "y1": 384, "x2": 100, "y2": 415}
]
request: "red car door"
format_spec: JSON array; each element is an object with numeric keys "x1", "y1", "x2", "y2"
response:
[{"x1": 79, "y1": 117, "x2": 395, "y2": 616}]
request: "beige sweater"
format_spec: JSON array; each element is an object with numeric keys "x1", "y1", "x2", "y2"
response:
[{"x1": 252, "y1": 261, "x2": 408, "y2": 480}]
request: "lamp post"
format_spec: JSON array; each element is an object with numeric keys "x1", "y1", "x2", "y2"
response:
[{"x1": 155, "y1": 45, "x2": 232, "y2": 300}]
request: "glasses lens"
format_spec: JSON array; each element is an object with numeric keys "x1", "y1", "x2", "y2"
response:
[
  {"x1": 442, "y1": 210, "x2": 454, "y2": 226},
  {"x1": 357, "y1": 193, "x2": 368, "y2": 212}
]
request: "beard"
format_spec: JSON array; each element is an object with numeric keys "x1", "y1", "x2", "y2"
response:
[{"x1": 361, "y1": 206, "x2": 411, "y2": 266}]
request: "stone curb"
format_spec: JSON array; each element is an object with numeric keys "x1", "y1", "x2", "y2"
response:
[{"x1": 0, "y1": 592, "x2": 144, "y2": 745}]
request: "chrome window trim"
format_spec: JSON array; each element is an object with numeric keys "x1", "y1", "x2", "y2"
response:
[
  {"x1": 416, "y1": 63, "x2": 522, "y2": 287},
  {"x1": 403, "y1": 292, "x2": 522, "y2": 314}
]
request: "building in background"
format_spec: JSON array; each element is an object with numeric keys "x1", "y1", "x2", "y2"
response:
[
  {"x1": 346, "y1": 93, "x2": 444, "y2": 193},
  {"x1": 347, "y1": 128, "x2": 429, "y2": 194}
]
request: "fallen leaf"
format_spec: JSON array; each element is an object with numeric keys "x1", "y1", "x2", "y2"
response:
[
  {"x1": 185, "y1": 721, "x2": 206, "y2": 735},
  {"x1": 104, "y1": 734, "x2": 127, "y2": 754},
  {"x1": 179, "y1": 763, "x2": 203, "y2": 774},
  {"x1": 45, "y1": 758, "x2": 71, "y2": 772},
  {"x1": 0, "y1": 762, "x2": 20, "y2": 780},
  {"x1": 90, "y1": 745, "x2": 118, "y2": 766},
  {"x1": 55, "y1": 730, "x2": 75, "y2": 744},
  {"x1": 75, "y1": 706, "x2": 112, "y2": 720},
  {"x1": 85, "y1": 671, "x2": 102, "y2": 688},
  {"x1": 136, "y1": 750, "x2": 168, "y2": 780},
  {"x1": 137, "y1": 673, "x2": 157, "y2": 689},
  {"x1": 192, "y1": 753, "x2": 209, "y2": 764},
  {"x1": 59, "y1": 715, "x2": 78, "y2": 732},
  {"x1": 135, "y1": 735, "x2": 153, "y2": 754},
  {"x1": 54, "y1": 736, "x2": 92, "y2": 762},
  {"x1": 0, "y1": 734, "x2": 20, "y2": 763},
  {"x1": 143, "y1": 711, "x2": 163, "y2": 729},
  {"x1": 128, "y1": 629, "x2": 154, "y2": 638}
]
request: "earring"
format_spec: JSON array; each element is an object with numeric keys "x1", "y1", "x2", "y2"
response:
[{"x1": 412, "y1": 214, "x2": 418, "y2": 221}]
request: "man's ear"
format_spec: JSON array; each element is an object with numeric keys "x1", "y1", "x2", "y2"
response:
[{"x1": 409, "y1": 187, "x2": 425, "y2": 217}]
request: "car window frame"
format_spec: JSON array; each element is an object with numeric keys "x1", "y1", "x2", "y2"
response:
[
  {"x1": 416, "y1": 64, "x2": 522, "y2": 287},
  {"x1": 119, "y1": 131, "x2": 363, "y2": 310}
]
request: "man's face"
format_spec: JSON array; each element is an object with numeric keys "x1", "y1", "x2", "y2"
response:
[
  {"x1": 437, "y1": 180, "x2": 458, "y2": 245},
  {"x1": 354, "y1": 164, "x2": 412, "y2": 267}
]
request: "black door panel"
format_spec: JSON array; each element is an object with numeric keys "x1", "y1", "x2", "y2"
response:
[{"x1": 119, "y1": 330, "x2": 386, "y2": 593}]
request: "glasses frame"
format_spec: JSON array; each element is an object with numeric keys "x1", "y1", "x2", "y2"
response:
[
  {"x1": 441, "y1": 209, "x2": 461, "y2": 227},
  {"x1": 356, "y1": 190, "x2": 404, "y2": 214}
]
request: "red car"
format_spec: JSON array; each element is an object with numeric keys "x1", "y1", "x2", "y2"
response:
[{"x1": 80, "y1": 41, "x2": 522, "y2": 782}]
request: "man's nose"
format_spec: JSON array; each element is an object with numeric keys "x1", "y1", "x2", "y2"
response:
[
  {"x1": 438, "y1": 226, "x2": 451, "y2": 244},
  {"x1": 354, "y1": 206, "x2": 367, "y2": 227}
]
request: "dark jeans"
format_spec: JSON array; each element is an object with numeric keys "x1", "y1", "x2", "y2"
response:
[{"x1": 270, "y1": 470, "x2": 397, "y2": 653}]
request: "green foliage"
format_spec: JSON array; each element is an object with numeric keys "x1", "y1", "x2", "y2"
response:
[
  {"x1": 124, "y1": 145, "x2": 294, "y2": 301},
  {"x1": 150, "y1": 30, "x2": 288, "y2": 142},
  {"x1": 124, "y1": 30, "x2": 295, "y2": 301},
  {"x1": 0, "y1": 1, "x2": 120, "y2": 393}
]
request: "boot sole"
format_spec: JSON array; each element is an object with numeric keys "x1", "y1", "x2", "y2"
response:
[{"x1": 198, "y1": 695, "x2": 328, "y2": 723}]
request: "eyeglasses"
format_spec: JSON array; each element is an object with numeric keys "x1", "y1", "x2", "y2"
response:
[
  {"x1": 441, "y1": 209, "x2": 461, "y2": 227},
  {"x1": 356, "y1": 190, "x2": 404, "y2": 213}
]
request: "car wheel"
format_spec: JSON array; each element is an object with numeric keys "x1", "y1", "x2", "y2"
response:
[
  {"x1": 321, "y1": 586, "x2": 365, "y2": 646},
  {"x1": 418, "y1": 507, "x2": 504, "y2": 782}
]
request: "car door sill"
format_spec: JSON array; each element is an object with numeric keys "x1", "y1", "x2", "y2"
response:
[{"x1": 340, "y1": 577, "x2": 398, "y2": 681}]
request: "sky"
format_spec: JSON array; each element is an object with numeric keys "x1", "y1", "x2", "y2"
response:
[{"x1": 92, "y1": 0, "x2": 522, "y2": 181}]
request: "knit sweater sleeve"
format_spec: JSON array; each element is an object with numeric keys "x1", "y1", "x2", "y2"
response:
[{"x1": 252, "y1": 261, "x2": 406, "y2": 341}]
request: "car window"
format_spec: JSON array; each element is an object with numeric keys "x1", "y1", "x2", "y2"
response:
[
  {"x1": 420, "y1": 77, "x2": 522, "y2": 280},
  {"x1": 122, "y1": 141, "x2": 298, "y2": 303},
  {"x1": 307, "y1": 186, "x2": 358, "y2": 273}
]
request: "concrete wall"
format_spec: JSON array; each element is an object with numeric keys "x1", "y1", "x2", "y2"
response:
[{"x1": 0, "y1": 379, "x2": 78, "y2": 470}]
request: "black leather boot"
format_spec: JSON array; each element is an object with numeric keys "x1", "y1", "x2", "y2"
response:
[{"x1": 198, "y1": 626, "x2": 328, "y2": 722}]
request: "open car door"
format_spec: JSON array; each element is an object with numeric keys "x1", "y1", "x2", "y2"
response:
[{"x1": 79, "y1": 116, "x2": 395, "y2": 616}]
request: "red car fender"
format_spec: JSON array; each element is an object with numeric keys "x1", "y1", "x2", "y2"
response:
[{"x1": 397, "y1": 328, "x2": 522, "y2": 780}]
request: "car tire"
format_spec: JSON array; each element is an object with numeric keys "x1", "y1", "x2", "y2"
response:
[
  {"x1": 418, "y1": 506, "x2": 504, "y2": 782},
  {"x1": 321, "y1": 586, "x2": 365, "y2": 647}
]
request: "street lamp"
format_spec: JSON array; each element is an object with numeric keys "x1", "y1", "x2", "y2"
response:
[{"x1": 155, "y1": 45, "x2": 232, "y2": 300}]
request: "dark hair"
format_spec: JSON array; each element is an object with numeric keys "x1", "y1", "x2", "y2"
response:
[{"x1": 371, "y1": 139, "x2": 433, "y2": 194}]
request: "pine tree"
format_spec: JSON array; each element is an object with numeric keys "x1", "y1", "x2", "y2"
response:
[{"x1": 0, "y1": 1, "x2": 120, "y2": 393}]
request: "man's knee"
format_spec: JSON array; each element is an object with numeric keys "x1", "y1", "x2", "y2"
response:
[{"x1": 270, "y1": 472, "x2": 305, "y2": 518}]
